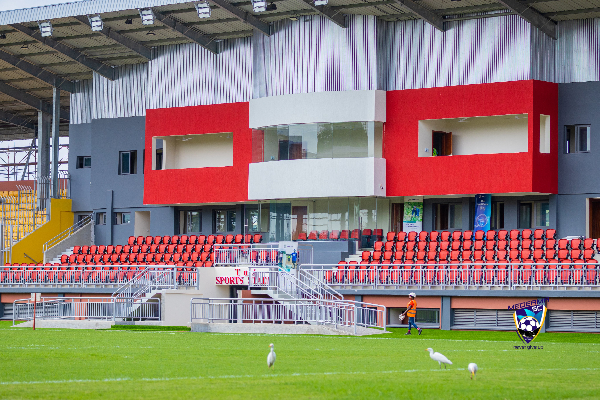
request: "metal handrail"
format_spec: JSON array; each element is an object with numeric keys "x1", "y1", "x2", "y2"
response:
[
  {"x1": 249, "y1": 266, "x2": 342, "y2": 301},
  {"x1": 42, "y1": 213, "x2": 92, "y2": 253},
  {"x1": 112, "y1": 266, "x2": 186, "y2": 300},
  {"x1": 190, "y1": 297, "x2": 386, "y2": 333},
  {"x1": 13, "y1": 296, "x2": 161, "y2": 323},
  {"x1": 302, "y1": 261, "x2": 600, "y2": 290}
]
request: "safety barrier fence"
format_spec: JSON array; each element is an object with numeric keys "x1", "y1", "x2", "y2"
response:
[
  {"x1": 249, "y1": 266, "x2": 342, "y2": 301},
  {"x1": 0, "y1": 266, "x2": 197, "y2": 288},
  {"x1": 43, "y1": 213, "x2": 92, "y2": 253},
  {"x1": 13, "y1": 296, "x2": 161, "y2": 324},
  {"x1": 213, "y1": 243, "x2": 313, "y2": 267},
  {"x1": 302, "y1": 262, "x2": 600, "y2": 289},
  {"x1": 190, "y1": 297, "x2": 386, "y2": 334}
]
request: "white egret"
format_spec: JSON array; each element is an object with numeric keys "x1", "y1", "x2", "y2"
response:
[
  {"x1": 267, "y1": 343, "x2": 276, "y2": 369},
  {"x1": 426, "y1": 348, "x2": 452, "y2": 369},
  {"x1": 468, "y1": 363, "x2": 478, "y2": 379}
]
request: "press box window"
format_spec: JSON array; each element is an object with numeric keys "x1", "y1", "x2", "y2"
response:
[
  {"x1": 183, "y1": 211, "x2": 201, "y2": 233},
  {"x1": 491, "y1": 202, "x2": 504, "y2": 230},
  {"x1": 76, "y1": 156, "x2": 91, "y2": 169},
  {"x1": 119, "y1": 151, "x2": 137, "y2": 175},
  {"x1": 565, "y1": 125, "x2": 590, "y2": 153},
  {"x1": 95, "y1": 212, "x2": 106, "y2": 225},
  {"x1": 434, "y1": 203, "x2": 462, "y2": 230},
  {"x1": 115, "y1": 212, "x2": 130, "y2": 225},
  {"x1": 214, "y1": 210, "x2": 236, "y2": 233}
]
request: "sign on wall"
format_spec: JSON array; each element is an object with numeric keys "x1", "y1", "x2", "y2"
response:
[
  {"x1": 473, "y1": 194, "x2": 492, "y2": 232},
  {"x1": 215, "y1": 267, "x2": 248, "y2": 285},
  {"x1": 403, "y1": 197, "x2": 423, "y2": 232}
]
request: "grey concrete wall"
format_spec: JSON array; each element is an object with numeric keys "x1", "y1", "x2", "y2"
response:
[
  {"x1": 556, "y1": 82, "x2": 600, "y2": 238},
  {"x1": 68, "y1": 122, "x2": 92, "y2": 213}
]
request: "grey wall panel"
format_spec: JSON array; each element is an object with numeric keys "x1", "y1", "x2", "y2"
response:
[
  {"x1": 68, "y1": 122, "x2": 92, "y2": 213},
  {"x1": 530, "y1": 25, "x2": 555, "y2": 82},
  {"x1": 556, "y1": 19, "x2": 600, "y2": 84},
  {"x1": 378, "y1": 15, "x2": 532, "y2": 91},
  {"x1": 147, "y1": 38, "x2": 252, "y2": 109},
  {"x1": 556, "y1": 194, "x2": 589, "y2": 238},
  {"x1": 557, "y1": 81, "x2": 600, "y2": 195},
  {"x1": 253, "y1": 15, "x2": 377, "y2": 98}
]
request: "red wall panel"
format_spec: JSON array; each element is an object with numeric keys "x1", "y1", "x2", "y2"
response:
[
  {"x1": 384, "y1": 80, "x2": 558, "y2": 196},
  {"x1": 144, "y1": 102, "x2": 251, "y2": 204}
]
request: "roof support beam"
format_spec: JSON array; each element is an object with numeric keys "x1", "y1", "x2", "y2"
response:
[
  {"x1": 392, "y1": 0, "x2": 444, "y2": 31},
  {"x1": 495, "y1": 0, "x2": 556, "y2": 39},
  {"x1": 9, "y1": 23, "x2": 115, "y2": 80},
  {"x1": 299, "y1": 0, "x2": 346, "y2": 28},
  {"x1": 0, "y1": 81, "x2": 69, "y2": 121},
  {"x1": 72, "y1": 15, "x2": 153, "y2": 60},
  {"x1": 151, "y1": 9, "x2": 219, "y2": 54},
  {"x1": 0, "y1": 109, "x2": 35, "y2": 130},
  {"x1": 0, "y1": 49, "x2": 74, "y2": 92},
  {"x1": 210, "y1": 0, "x2": 271, "y2": 36}
]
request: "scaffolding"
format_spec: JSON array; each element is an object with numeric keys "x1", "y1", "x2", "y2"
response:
[{"x1": 0, "y1": 138, "x2": 69, "y2": 181}]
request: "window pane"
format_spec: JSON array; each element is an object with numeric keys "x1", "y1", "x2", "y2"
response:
[
  {"x1": 227, "y1": 210, "x2": 236, "y2": 232},
  {"x1": 215, "y1": 211, "x2": 226, "y2": 232},
  {"x1": 122, "y1": 213, "x2": 130, "y2": 224},
  {"x1": 565, "y1": 125, "x2": 575, "y2": 153},
  {"x1": 449, "y1": 204, "x2": 462, "y2": 229},
  {"x1": 251, "y1": 129, "x2": 264, "y2": 163},
  {"x1": 263, "y1": 127, "x2": 279, "y2": 161},
  {"x1": 333, "y1": 122, "x2": 368, "y2": 158},
  {"x1": 277, "y1": 125, "x2": 289, "y2": 161},
  {"x1": 289, "y1": 124, "x2": 318, "y2": 160},
  {"x1": 187, "y1": 211, "x2": 201, "y2": 232},
  {"x1": 536, "y1": 202, "x2": 550, "y2": 227},
  {"x1": 83, "y1": 157, "x2": 91, "y2": 167},
  {"x1": 316, "y1": 123, "x2": 333, "y2": 158},
  {"x1": 246, "y1": 208, "x2": 259, "y2": 232},
  {"x1": 519, "y1": 203, "x2": 532, "y2": 229},
  {"x1": 578, "y1": 126, "x2": 590, "y2": 152},
  {"x1": 121, "y1": 152, "x2": 130, "y2": 174}
]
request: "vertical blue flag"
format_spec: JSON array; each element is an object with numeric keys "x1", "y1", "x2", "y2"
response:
[{"x1": 473, "y1": 194, "x2": 492, "y2": 232}]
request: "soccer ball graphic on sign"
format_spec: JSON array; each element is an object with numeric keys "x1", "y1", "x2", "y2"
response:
[{"x1": 518, "y1": 316, "x2": 540, "y2": 335}]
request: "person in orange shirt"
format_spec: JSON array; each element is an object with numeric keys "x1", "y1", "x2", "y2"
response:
[{"x1": 403, "y1": 292, "x2": 422, "y2": 335}]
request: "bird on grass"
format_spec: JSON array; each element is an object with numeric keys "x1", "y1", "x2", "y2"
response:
[
  {"x1": 468, "y1": 363, "x2": 478, "y2": 379},
  {"x1": 426, "y1": 348, "x2": 452, "y2": 369},
  {"x1": 267, "y1": 343, "x2": 276, "y2": 370}
]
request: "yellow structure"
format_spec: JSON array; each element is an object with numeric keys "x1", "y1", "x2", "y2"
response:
[
  {"x1": 11, "y1": 198, "x2": 73, "y2": 264},
  {"x1": 0, "y1": 189, "x2": 48, "y2": 249}
]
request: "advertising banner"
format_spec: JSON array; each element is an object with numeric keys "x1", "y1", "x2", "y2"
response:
[
  {"x1": 473, "y1": 194, "x2": 492, "y2": 232},
  {"x1": 403, "y1": 197, "x2": 423, "y2": 232},
  {"x1": 215, "y1": 267, "x2": 248, "y2": 285}
]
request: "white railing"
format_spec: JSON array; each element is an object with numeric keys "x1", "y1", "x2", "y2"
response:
[
  {"x1": 249, "y1": 266, "x2": 342, "y2": 301},
  {"x1": 303, "y1": 262, "x2": 600, "y2": 290},
  {"x1": 13, "y1": 296, "x2": 161, "y2": 323},
  {"x1": 213, "y1": 243, "x2": 313, "y2": 266},
  {"x1": 190, "y1": 297, "x2": 386, "y2": 333},
  {"x1": 42, "y1": 213, "x2": 92, "y2": 253},
  {"x1": 112, "y1": 266, "x2": 195, "y2": 299},
  {"x1": 0, "y1": 266, "x2": 197, "y2": 289}
]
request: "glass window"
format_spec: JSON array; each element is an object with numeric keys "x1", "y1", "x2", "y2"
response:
[
  {"x1": 491, "y1": 202, "x2": 504, "y2": 230},
  {"x1": 519, "y1": 203, "x2": 533, "y2": 229},
  {"x1": 565, "y1": 125, "x2": 590, "y2": 153},
  {"x1": 227, "y1": 210, "x2": 236, "y2": 232},
  {"x1": 114, "y1": 212, "x2": 130, "y2": 225},
  {"x1": 95, "y1": 212, "x2": 106, "y2": 225},
  {"x1": 186, "y1": 211, "x2": 201, "y2": 233},
  {"x1": 246, "y1": 208, "x2": 260, "y2": 232},
  {"x1": 449, "y1": 203, "x2": 462, "y2": 229},
  {"x1": 214, "y1": 210, "x2": 227, "y2": 233},
  {"x1": 119, "y1": 151, "x2": 137, "y2": 175},
  {"x1": 255, "y1": 121, "x2": 383, "y2": 162},
  {"x1": 535, "y1": 202, "x2": 550, "y2": 227},
  {"x1": 76, "y1": 156, "x2": 91, "y2": 169}
]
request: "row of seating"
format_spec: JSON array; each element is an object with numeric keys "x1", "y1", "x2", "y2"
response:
[
  {"x1": 297, "y1": 229, "x2": 384, "y2": 243},
  {"x1": 381, "y1": 229, "x2": 557, "y2": 243},
  {"x1": 122, "y1": 233, "x2": 263, "y2": 247},
  {"x1": 61, "y1": 251, "x2": 216, "y2": 265},
  {"x1": 327, "y1": 260, "x2": 599, "y2": 286}
]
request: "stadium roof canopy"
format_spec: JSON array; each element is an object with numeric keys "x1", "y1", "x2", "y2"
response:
[{"x1": 0, "y1": 0, "x2": 598, "y2": 140}]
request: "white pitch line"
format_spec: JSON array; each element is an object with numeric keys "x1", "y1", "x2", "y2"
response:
[{"x1": 2, "y1": 367, "x2": 600, "y2": 386}]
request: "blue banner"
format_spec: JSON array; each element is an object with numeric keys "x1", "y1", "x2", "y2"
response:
[{"x1": 473, "y1": 194, "x2": 492, "y2": 232}]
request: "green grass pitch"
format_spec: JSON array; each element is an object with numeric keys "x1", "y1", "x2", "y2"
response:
[{"x1": 0, "y1": 321, "x2": 599, "y2": 399}]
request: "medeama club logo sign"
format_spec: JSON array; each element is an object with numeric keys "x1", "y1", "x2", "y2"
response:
[{"x1": 508, "y1": 298, "x2": 549, "y2": 344}]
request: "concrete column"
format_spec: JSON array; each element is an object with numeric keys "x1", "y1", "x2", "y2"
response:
[
  {"x1": 51, "y1": 87, "x2": 60, "y2": 198},
  {"x1": 107, "y1": 190, "x2": 114, "y2": 245},
  {"x1": 441, "y1": 296, "x2": 451, "y2": 330},
  {"x1": 37, "y1": 111, "x2": 50, "y2": 210}
]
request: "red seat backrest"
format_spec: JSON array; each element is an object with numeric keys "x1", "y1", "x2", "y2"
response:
[
  {"x1": 474, "y1": 231, "x2": 485, "y2": 241},
  {"x1": 253, "y1": 234, "x2": 263, "y2": 243},
  {"x1": 319, "y1": 231, "x2": 329, "y2": 240},
  {"x1": 234, "y1": 234, "x2": 244, "y2": 244},
  {"x1": 521, "y1": 229, "x2": 533, "y2": 240},
  {"x1": 386, "y1": 232, "x2": 396, "y2": 242},
  {"x1": 451, "y1": 231, "x2": 462, "y2": 242},
  {"x1": 308, "y1": 231, "x2": 318, "y2": 240},
  {"x1": 497, "y1": 230, "x2": 508, "y2": 241},
  {"x1": 297, "y1": 233, "x2": 307, "y2": 241},
  {"x1": 127, "y1": 236, "x2": 136, "y2": 245},
  {"x1": 533, "y1": 229, "x2": 544, "y2": 240},
  {"x1": 154, "y1": 236, "x2": 163, "y2": 245},
  {"x1": 396, "y1": 232, "x2": 407, "y2": 242},
  {"x1": 225, "y1": 234, "x2": 234, "y2": 244},
  {"x1": 330, "y1": 230, "x2": 340, "y2": 240},
  {"x1": 418, "y1": 231, "x2": 428, "y2": 242},
  {"x1": 137, "y1": 236, "x2": 145, "y2": 245},
  {"x1": 463, "y1": 231, "x2": 473, "y2": 241},
  {"x1": 340, "y1": 230, "x2": 350, "y2": 240}
]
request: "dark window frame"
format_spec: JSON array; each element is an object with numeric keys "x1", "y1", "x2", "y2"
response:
[
  {"x1": 76, "y1": 156, "x2": 91, "y2": 169},
  {"x1": 565, "y1": 125, "x2": 591, "y2": 154},
  {"x1": 118, "y1": 150, "x2": 137, "y2": 175}
]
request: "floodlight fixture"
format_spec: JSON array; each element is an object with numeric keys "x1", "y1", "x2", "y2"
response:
[
  {"x1": 21, "y1": 43, "x2": 29, "y2": 49},
  {"x1": 139, "y1": 8, "x2": 155, "y2": 25},
  {"x1": 146, "y1": 30, "x2": 156, "y2": 36},
  {"x1": 38, "y1": 21, "x2": 53, "y2": 37},
  {"x1": 0, "y1": 33, "x2": 6, "y2": 39},
  {"x1": 251, "y1": 0, "x2": 267, "y2": 13},
  {"x1": 195, "y1": 1, "x2": 211, "y2": 18},
  {"x1": 266, "y1": 3, "x2": 277, "y2": 11},
  {"x1": 314, "y1": 0, "x2": 327, "y2": 5},
  {"x1": 125, "y1": 18, "x2": 133, "y2": 24},
  {"x1": 88, "y1": 15, "x2": 104, "y2": 31}
]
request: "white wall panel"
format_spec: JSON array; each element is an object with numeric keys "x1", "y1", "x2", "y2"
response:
[
  {"x1": 253, "y1": 15, "x2": 377, "y2": 98},
  {"x1": 147, "y1": 38, "x2": 252, "y2": 109},
  {"x1": 69, "y1": 79, "x2": 93, "y2": 125},
  {"x1": 92, "y1": 63, "x2": 148, "y2": 120},
  {"x1": 248, "y1": 158, "x2": 386, "y2": 200},
  {"x1": 556, "y1": 19, "x2": 600, "y2": 83}
]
